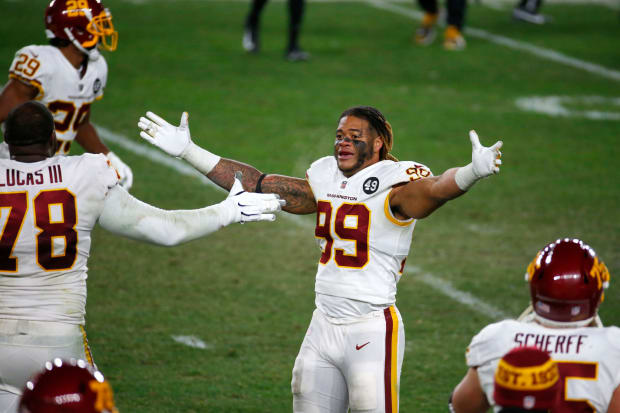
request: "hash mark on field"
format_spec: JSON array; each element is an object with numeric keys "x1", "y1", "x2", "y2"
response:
[
  {"x1": 405, "y1": 265, "x2": 509, "y2": 319},
  {"x1": 365, "y1": 0, "x2": 620, "y2": 82},
  {"x1": 172, "y1": 335, "x2": 212, "y2": 349},
  {"x1": 515, "y1": 95, "x2": 620, "y2": 121}
]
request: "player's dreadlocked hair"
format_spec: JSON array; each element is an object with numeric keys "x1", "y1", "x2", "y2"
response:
[
  {"x1": 339, "y1": 106, "x2": 398, "y2": 162},
  {"x1": 4, "y1": 101, "x2": 54, "y2": 146}
]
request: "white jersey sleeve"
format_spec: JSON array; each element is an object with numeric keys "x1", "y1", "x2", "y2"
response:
[
  {"x1": 8, "y1": 45, "x2": 52, "y2": 99},
  {"x1": 98, "y1": 185, "x2": 238, "y2": 246},
  {"x1": 466, "y1": 319, "x2": 620, "y2": 413}
]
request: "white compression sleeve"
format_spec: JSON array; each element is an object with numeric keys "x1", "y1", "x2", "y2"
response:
[
  {"x1": 454, "y1": 163, "x2": 478, "y2": 191},
  {"x1": 98, "y1": 185, "x2": 236, "y2": 246},
  {"x1": 182, "y1": 142, "x2": 221, "y2": 175}
]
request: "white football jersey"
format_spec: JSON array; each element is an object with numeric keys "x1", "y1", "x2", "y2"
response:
[
  {"x1": 7, "y1": 45, "x2": 108, "y2": 154},
  {"x1": 466, "y1": 319, "x2": 620, "y2": 413},
  {"x1": 306, "y1": 156, "x2": 432, "y2": 306},
  {"x1": 0, "y1": 154, "x2": 119, "y2": 324}
]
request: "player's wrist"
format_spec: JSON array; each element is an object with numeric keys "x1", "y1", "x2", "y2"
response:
[
  {"x1": 181, "y1": 141, "x2": 221, "y2": 175},
  {"x1": 215, "y1": 197, "x2": 239, "y2": 227},
  {"x1": 454, "y1": 163, "x2": 479, "y2": 191}
]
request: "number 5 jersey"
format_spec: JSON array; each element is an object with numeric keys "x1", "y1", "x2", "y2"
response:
[
  {"x1": 306, "y1": 156, "x2": 432, "y2": 307},
  {"x1": 0, "y1": 154, "x2": 119, "y2": 325},
  {"x1": 466, "y1": 319, "x2": 620, "y2": 413},
  {"x1": 8, "y1": 45, "x2": 108, "y2": 154}
]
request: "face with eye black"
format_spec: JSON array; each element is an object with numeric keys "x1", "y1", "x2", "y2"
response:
[{"x1": 334, "y1": 116, "x2": 383, "y2": 177}]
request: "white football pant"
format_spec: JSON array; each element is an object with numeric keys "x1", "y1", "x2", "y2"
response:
[
  {"x1": 292, "y1": 306, "x2": 405, "y2": 413},
  {"x1": 0, "y1": 320, "x2": 93, "y2": 413}
]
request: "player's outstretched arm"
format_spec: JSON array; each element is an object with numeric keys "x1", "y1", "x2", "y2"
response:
[
  {"x1": 139, "y1": 111, "x2": 317, "y2": 215},
  {"x1": 98, "y1": 173, "x2": 284, "y2": 246},
  {"x1": 609, "y1": 385, "x2": 620, "y2": 413},
  {"x1": 450, "y1": 368, "x2": 490, "y2": 413},
  {"x1": 390, "y1": 130, "x2": 502, "y2": 219}
]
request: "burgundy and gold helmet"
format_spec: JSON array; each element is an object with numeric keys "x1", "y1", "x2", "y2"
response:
[
  {"x1": 44, "y1": 0, "x2": 117, "y2": 60},
  {"x1": 526, "y1": 238, "x2": 610, "y2": 327},
  {"x1": 19, "y1": 359, "x2": 118, "y2": 413}
]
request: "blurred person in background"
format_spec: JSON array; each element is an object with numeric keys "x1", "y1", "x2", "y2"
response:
[
  {"x1": 512, "y1": 0, "x2": 549, "y2": 25},
  {"x1": 242, "y1": 0, "x2": 309, "y2": 61},
  {"x1": 414, "y1": 0, "x2": 468, "y2": 50},
  {"x1": 0, "y1": 0, "x2": 133, "y2": 189},
  {"x1": 450, "y1": 238, "x2": 620, "y2": 413}
]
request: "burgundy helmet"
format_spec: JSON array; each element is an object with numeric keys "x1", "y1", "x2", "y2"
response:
[
  {"x1": 526, "y1": 238, "x2": 610, "y2": 327},
  {"x1": 19, "y1": 359, "x2": 118, "y2": 413},
  {"x1": 44, "y1": 0, "x2": 117, "y2": 60}
]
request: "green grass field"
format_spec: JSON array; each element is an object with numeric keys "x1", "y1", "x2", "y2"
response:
[{"x1": 1, "y1": 0, "x2": 619, "y2": 411}]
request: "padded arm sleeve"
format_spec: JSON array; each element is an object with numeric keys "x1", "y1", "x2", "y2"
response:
[{"x1": 98, "y1": 185, "x2": 235, "y2": 246}]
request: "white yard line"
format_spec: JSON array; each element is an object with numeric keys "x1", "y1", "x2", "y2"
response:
[
  {"x1": 405, "y1": 265, "x2": 510, "y2": 319},
  {"x1": 96, "y1": 125, "x2": 219, "y2": 189},
  {"x1": 171, "y1": 335, "x2": 213, "y2": 349},
  {"x1": 515, "y1": 95, "x2": 620, "y2": 120},
  {"x1": 364, "y1": 0, "x2": 620, "y2": 82}
]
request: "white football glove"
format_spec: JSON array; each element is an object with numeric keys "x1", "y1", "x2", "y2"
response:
[
  {"x1": 469, "y1": 130, "x2": 502, "y2": 177},
  {"x1": 138, "y1": 111, "x2": 191, "y2": 157},
  {"x1": 454, "y1": 130, "x2": 503, "y2": 191},
  {"x1": 222, "y1": 172, "x2": 285, "y2": 224},
  {"x1": 106, "y1": 152, "x2": 133, "y2": 190}
]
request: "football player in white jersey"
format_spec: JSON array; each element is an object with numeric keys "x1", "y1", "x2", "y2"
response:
[
  {"x1": 138, "y1": 105, "x2": 503, "y2": 413},
  {"x1": 0, "y1": 0, "x2": 133, "y2": 189},
  {"x1": 0, "y1": 101, "x2": 284, "y2": 413},
  {"x1": 450, "y1": 238, "x2": 620, "y2": 413}
]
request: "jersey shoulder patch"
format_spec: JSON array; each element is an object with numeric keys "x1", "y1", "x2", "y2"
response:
[
  {"x1": 368, "y1": 160, "x2": 433, "y2": 190},
  {"x1": 9, "y1": 45, "x2": 55, "y2": 98}
]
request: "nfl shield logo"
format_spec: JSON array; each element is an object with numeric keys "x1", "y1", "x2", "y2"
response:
[{"x1": 340, "y1": 181, "x2": 347, "y2": 189}]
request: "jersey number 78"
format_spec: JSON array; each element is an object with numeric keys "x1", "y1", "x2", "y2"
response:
[{"x1": 0, "y1": 189, "x2": 78, "y2": 273}]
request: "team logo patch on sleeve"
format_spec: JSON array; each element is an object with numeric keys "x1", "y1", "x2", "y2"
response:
[
  {"x1": 93, "y1": 78, "x2": 102, "y2": 94},
  {"x1": 363, "y1": 177, "x2": 379, "y2": 194}
]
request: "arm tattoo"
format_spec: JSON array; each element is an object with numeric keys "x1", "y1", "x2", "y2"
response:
[
  {"x1": 206, "y1": 158, "x2": 263, "y2": 191},
  {"x1": 262, "y1": 175, "x2": 316, "y2": 215},
  {"x1": 206, "y1": 159, "x2": 316, "y2": 215}
]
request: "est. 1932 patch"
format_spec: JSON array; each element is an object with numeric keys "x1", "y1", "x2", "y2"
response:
[{"x1": 363, "y1": 177, "x2": 379, "y2": 194}]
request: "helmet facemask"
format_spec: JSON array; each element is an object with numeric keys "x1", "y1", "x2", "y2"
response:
[{"x1": 86, "y1": 9, "x2": 117, "y2": 52}]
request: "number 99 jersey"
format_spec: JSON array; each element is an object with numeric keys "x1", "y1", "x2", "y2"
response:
[
  {"x1": 306, "y1": 156, "x2": 432, "y2": 305},
  {"x1": 0, "y1": 154, "x2": 119, "y2": 325},
  {"x1": 8, "y1": 45, "x2": 108, "y2": 154},
  {"x1": 466, "y1": 319, "x2": 620, "y2": 413}
]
